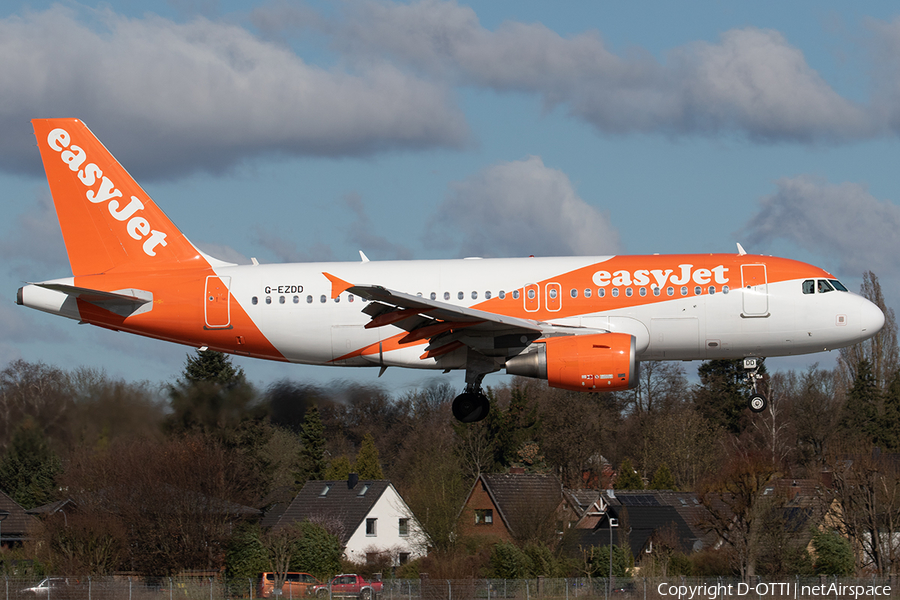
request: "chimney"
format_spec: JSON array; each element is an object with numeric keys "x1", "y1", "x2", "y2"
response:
[{"x1": 348, "y1": 473, "x2": 359, "y2": 489}]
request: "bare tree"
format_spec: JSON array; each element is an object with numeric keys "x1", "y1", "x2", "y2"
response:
[
  {"x1": 698, "y1": 446, "x2": 777, "y2": 580},
  {"x1": 839, "y1": 271, "x2": 898, "y2": 391},
  {"x1": 829, "y1": 450, "x2": 900, "y2": 575}
]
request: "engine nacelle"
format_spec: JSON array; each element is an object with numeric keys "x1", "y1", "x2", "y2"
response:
[{"x1": 505, "y1": 333, "x2": 638, "y2": 392}]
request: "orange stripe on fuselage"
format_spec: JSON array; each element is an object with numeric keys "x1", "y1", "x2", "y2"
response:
[
  {"x1": 466, "y1": 254, "x2": 830, "y2": 321},
  {"x1": 332, "y1": 254, "x2": 832, "y2": 363},
  {"x1": 73, "y1": 269, "x2": 286, "y2": 361}
]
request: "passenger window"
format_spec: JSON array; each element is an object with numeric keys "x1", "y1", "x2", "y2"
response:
[
  {"x1": 485, "y1": 291, "x2": 492, "y2": 299},
  {"x1": 293, "y1": 295, "x2": 300, "y2": 303},
  {"x1": 458, "y1": 291, "x2": 464, "y2": 300},
  {"x1": 513, "y1": 290, "x2": 520, "y2": 300},
  {"x1": 279, "y1": 296, "x2": 285, "y2": 304},
  {"x1": 584, "y1": 288, "x2": 592, "y2": 298},
  {"x1": 570, "y1": 289, "x2": 578, "y2": 298},
  {"x1": 667, "y1": 287, "x2": 674, "y2": 296},
  {"x1": 639, "y1": 288, "x2": 647, "y2": 297},
  {"x1": 444, "y1": 292, "x2": 450, "y2": 300},
  {"x1": 499, "y1": 291, "x2": 506, "y2": 299},
  {"x1": 252, "y1": 296, "x2": 258, "y2": 305},
  {"x1": 334, "y1": 295, "x2": 340, "y2": 302},
  {"x1": 625, "y1": 288, "x2": 633, "y2": 297},
  {"x1": 472, "y1": 291, "x2": 478, "y2": 299},
  {"x1": 266, "y1": 296, "x2": 272, "y2": 304},
  {"x1": 723, "y1": 286, "x2": 730, "y2": 294},
  {"x1": 307, "y1": 295, "x2": 313, "y2": 303},
  {"x1": 527, "y1": 289, "x2": 535, "y2": 299},
  {"x1": 708, "y1": 286, "x2": 715, "y2": 294},
  {"x1": 680, "y1": 287, "x2": 688, "y2": 296},
  {"x1": 430, "y1": 292, "x2": 436, "y2": 300},
  {"x1": 598, "y1": 288, "x2": 605, "y2": 298},
  {"x1": 653, "y1": 287, "x2": 660, "y2": 296},
  {"x1": 694, "y1": 286, "x2": 702, "y2": 295},
  {"x1": 348, "y1": 294, "x2": 354, "y2": 302},
  {"x1": 320, "y1": 295, "x2": 326, "y2": 303},
  {"x1": 612, "y1": 288, "x2": 619, "y2": 297}
]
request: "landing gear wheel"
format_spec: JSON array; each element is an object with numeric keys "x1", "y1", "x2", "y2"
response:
[
  {"x1": 452, "y1": 391, "x2": 490, "y2": 423},
  {"x1": 748, "y1": 393, "x2": 767, "y2": 413}
]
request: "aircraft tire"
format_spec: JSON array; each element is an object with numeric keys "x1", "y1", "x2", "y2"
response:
[
  {"x1": 452, "y1": 391, "x2": 490, "y2": 423},
  {"x1": 748, "y1": 393, "x2": 767, "y2": 413}
]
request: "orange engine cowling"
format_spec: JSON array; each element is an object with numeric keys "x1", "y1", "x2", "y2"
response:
[{"x1": 505, "y1": 333, "x2": 638, "y2": 392}]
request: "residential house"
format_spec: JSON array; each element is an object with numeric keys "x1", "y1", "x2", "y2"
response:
[
  {"x1": 567, "y1": 490, "x2": 707, "y2": 566},
  {"x1": 458, "y1": 473, "x2": 579, "y2": 543},
  {"x1": 0, "y1": 490, "x2": 35, "y2": 548},
  {"x1": 271, "y1": 476, "x2": 425, "y2": 566}
]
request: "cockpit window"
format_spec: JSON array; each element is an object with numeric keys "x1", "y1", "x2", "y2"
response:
[
  {"x1": 817, "y1": 280, "x2": 835, "y2": 293},
  {"x1": 802, "y1": 280, "x2": 814, "y2": 295},
  {"x1": 830, "y1": 279, "x2": 848, "y2": 292}
]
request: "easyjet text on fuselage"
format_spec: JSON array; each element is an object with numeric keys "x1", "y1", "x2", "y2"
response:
[{"x1": 592, "y1": 264, "x2": 729, "y2": 288}]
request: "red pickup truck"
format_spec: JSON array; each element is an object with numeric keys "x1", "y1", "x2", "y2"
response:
[{"x1": 312, "y1": 574, "x2": 382, "y2": 600}]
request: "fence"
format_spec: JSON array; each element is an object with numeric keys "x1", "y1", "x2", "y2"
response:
[{"x1": 1, "y1": 576, "x2": 899, "y2": 600}]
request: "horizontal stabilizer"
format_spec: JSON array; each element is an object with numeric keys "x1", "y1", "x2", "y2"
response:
[{"x1": 34, "y1": 283, "x2": 153, "y2": 317}]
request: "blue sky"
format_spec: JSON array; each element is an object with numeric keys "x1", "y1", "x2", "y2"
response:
[{"x1": 2, "y1": 0, "x2": 900, "y2": 394}]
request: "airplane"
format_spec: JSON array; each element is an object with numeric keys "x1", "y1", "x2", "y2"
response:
[{"x1": 18, "y1": 119, "x2": 885, "y2": 422}]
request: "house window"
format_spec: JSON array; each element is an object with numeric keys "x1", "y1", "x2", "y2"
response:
[
  {"x1": 399, "y1": 552, "x2": 410, "y2": 565},
  {"x1": 366, "y1": 518, "x2": 377, "y2": 536},
  {"x1": 475, "y1": 509, "x2": 493, "y2": 525},
  {"x1": 399, "y1": 518, "x2": 409, "y2": 537},
  {"x1": 320, "y1": 484, "x2": 331, "y2": 496}
]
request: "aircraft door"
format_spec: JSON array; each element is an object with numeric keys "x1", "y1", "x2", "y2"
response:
[
  {"x1": 524, "y1": 283, "x2": 540, "y2": 312},
  {"x1": 741, "y1": 264, "x2": 768, "y2": 317},
  {"x1": 204, "y1": 276, "x2": 231, "y2": 329}
]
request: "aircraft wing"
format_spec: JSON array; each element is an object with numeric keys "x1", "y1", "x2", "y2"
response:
[{"x1": 323, "y1": 272, "x2": 600, "y2": 359}]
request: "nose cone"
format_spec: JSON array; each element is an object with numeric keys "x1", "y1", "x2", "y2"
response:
[{"x1": 859, "y1": 297, "x2": 885, "y2": 342}]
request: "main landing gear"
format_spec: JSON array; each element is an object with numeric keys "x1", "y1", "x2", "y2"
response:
[
  {"x1": 452, "y1": 385, "x2": 490, "y2": 423},
  {"x1": 452, "y1": 364, "x2": 493, "y2": 423},
  {"x1": 744, "y1": 357, "x2": 767, "y2": 413}
]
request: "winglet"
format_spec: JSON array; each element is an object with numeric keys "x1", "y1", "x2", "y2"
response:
[{"x1": 323, "y1": 272, "x2": 353, "y2": 299}]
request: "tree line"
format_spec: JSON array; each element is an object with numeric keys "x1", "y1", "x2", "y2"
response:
[{"x1": 0, "y1": 272, "x2": 898, "y2": 579}]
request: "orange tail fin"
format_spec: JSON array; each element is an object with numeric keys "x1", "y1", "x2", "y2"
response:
[{"x1": 32, "y1": 119, "x2": 204, "y2": 276}]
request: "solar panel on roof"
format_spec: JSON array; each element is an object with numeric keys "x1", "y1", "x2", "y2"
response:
[{"x1": 619, "y1": 495, "x2": 660, "y2": 506}]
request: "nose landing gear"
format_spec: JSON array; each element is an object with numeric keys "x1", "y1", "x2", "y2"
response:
[{"x1": 744, "y1": 357, "x2": 767, "y2": 413}]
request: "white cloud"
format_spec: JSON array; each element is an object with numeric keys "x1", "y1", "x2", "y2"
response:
[
  {"x1": 334, "y1": 0, "x2": 874, "y2": 142},
  {"x1": 0, "y1": 6, "x2": 468, "y2": 179},
  {"x1": 742, "y1": 175, "x2": 900, "y2": 278},
  {"x1": 427, "y1": 156, "x2": 620, "y2": 258}
]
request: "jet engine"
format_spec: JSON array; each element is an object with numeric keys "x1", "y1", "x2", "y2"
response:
[{"x1": 505, "y1": 333, "x2": 638, "y2": 392}]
